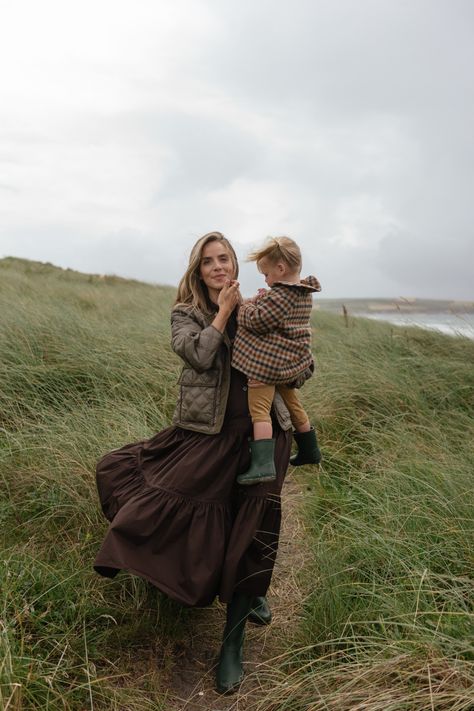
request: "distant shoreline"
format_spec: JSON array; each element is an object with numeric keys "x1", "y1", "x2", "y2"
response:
[
  {"x1": 315, "y1": 302, "x2": 474, "y2": 340},
  {"x1": 316, "y1": 297, "x2": 474, "y2": 315}
]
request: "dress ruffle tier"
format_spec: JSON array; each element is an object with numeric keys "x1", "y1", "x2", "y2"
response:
[{"x1": 94, "y1": 392, "x2": 291, "y2": 606}]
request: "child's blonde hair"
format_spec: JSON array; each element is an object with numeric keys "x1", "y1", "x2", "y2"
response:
[{"x1": 247, "y1": 236, "x2": 302, "y2": 272}]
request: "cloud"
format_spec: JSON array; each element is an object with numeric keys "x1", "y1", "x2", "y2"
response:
[
  {"x1": 377, "y1": 227, "x2": 474, "y2": 300},
  {"x1": 0, "y1": 0, "x2": 473, "y2": 299}
]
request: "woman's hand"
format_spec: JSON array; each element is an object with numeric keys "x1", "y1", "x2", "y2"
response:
[
  {"x1": 217, "y1": 279, "x2": 240, "y2": 316},
  {"x1": 212, "y1": 279, "x2": 241, "y2": 333}
]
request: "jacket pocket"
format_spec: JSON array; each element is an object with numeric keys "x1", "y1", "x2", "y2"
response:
[{"x1": 178, "y1": 368, "x2": 219, "y2": 425}]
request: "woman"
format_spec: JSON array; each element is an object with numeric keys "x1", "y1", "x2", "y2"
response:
[{"x1": 93, "y1": 232, "x2": 292, "y2": 694}]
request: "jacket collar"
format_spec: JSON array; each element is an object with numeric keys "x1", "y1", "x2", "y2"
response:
[{"x1": 273, "y1": 275, "x2": 321, "y2": 293}]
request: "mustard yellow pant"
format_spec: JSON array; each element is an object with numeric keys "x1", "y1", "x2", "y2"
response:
[{"x1": 248, "y1": 384, "x2": 309, "y2": 431}]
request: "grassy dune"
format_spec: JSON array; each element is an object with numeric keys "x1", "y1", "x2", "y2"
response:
[
  {"x1": 1, "y1": 257, "x2": 474, "y2": 710},
  {"x1": 257, "y1": 313, "x2": 474, "y2": 710}
]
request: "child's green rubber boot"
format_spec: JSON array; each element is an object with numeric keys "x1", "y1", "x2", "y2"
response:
[
  {"x1": 236, "y1": 439, "x2": 276, "y2": 486},
  {"x1": 290, "y1": 427, "x2": 322, "y2": 466}
]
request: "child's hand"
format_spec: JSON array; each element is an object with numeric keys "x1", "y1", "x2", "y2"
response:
[
  {"x1": 245, "y1": 288, "x2": 268, "y2": 303},
  {"x1": 248, "y1": 378, "x2": 266, "y2": 388}
]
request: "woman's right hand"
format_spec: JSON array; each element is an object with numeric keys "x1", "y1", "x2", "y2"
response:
[
  {"x1": 217, "y1": 279, "x2": 241, "y2": 315},
  {"x1": 212, "y1": 279, "x2": 241, "y2": 333}
]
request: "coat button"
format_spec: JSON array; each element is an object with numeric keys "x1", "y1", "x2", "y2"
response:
[{"x1": 243, "y1": 386, "x2": 248, "y2": 391}]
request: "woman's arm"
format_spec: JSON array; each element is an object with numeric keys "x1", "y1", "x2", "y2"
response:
[
  {"x1": 171, "y1": 311, "x2": 224, "y2": 372},
  {"x1": 171, "y1": 280, "x2": 240, "y2": 372}
]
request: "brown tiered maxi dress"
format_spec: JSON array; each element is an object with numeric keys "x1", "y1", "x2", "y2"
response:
[{"x1": 93, "y1": 364, "x2": 292, "y2": 607}]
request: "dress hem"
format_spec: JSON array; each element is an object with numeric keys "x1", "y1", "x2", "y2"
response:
[{"x1": 93, "y1": 562, "x2": 216, "y2": 608}]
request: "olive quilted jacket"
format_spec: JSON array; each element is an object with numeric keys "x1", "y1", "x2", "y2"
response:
[{"x1": 170, "y1": 304, "x2": 292, "y2": 434}]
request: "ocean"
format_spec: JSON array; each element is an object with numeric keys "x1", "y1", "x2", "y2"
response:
[{"x1": 363, "y1": 312, "x2": 474, "y2": 340}]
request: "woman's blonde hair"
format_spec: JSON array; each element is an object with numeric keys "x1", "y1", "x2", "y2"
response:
[
  {"x1": 247, "y1": 236, "x2": 301, "y2": 271},
  {"x1": 175, "y1": 231, "x2": 238, "y2": 313}
]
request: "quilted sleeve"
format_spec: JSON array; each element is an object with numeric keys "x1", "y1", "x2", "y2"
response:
[{"x1": 171, "y1": 308, "x2": 224, "y2": 372}]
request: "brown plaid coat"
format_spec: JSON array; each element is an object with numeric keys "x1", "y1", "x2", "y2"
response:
[{"x1": 232, "y1": 275, "x2": 321, "y2": 385}]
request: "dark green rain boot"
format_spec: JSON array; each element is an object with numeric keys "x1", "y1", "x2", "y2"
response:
[
  {"x1": 248, "y1": 596, "x2": 272, "y2": 626},
  {"x1": 216, "y1": 593, "x2": 253, "y2": 694},
  {"x1": 290, "y1": 427, "x2": 322, "y2": 466},
  {"x1": 236, "y1": 439, "x2": 276, "y2": 486}
]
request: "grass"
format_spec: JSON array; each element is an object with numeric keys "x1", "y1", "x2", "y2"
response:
[
  {"x1": 1, "y1": 258, "x2": 185, "y2": 710},
  {"x1": 254, "y1": 312, "x2": 474, "y2": 710},
  {"x1": 1, "y1": 256, "x2": 474, "y2": 709}
]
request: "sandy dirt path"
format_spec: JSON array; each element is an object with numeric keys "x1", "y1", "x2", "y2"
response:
[{"x1": 164, "y1": 474, "x2": 308, "y2": 711}]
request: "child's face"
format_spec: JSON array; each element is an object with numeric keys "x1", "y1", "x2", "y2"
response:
[{"x1": 258, "y1": 257, "x2": 286, "y2": 287}]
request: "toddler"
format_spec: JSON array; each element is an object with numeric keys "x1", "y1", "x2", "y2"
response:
[{"x1": 232, "y1": 236, "x2": 322, "y2": 485}]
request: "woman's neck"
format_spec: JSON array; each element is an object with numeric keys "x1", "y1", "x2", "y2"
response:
[{"x1": 207, "y1": 287, "x2": 220, "y2": 304}]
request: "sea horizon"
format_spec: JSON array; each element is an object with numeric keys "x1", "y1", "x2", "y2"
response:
[{"x1": 363, "y1": 311, "x2": 474, "y2": 340}]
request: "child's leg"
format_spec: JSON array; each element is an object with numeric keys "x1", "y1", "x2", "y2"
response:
[
  {"x1": 237, "y1": 382, "x2": 277, "y2": 486},
  {"x1": 277, "y1": 386, "x2": 322, "y2": 466},
  {"x1": 248, "y1": 383, "x2": 275, "y2": 440},
  {"x1": 276, "y1": 386, "x2": 310, "y2": 433}
]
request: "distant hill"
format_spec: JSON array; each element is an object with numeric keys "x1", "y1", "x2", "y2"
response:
[
  {"x1": 2, "y1": 257, "x2": 472, "y2": 315},
  {"x1": 0, "y1": 256, "x2": 154, "y2": 288}
]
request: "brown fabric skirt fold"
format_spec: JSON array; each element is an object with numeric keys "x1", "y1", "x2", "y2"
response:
[{"x1": 94, "y1": 397, "x2": 291, "y2": 606}]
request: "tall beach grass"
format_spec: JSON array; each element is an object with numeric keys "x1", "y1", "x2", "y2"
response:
[
  {"x1": 1, "y1": 259, "x2": 185, "y2": 710},
  {"x1": 254, "y1": 312, "x2": 474, "y2": 709},
  {"x1": 1, "y1": 257, "x2": 473, "y2": 709}
]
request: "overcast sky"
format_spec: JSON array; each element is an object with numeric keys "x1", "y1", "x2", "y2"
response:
[{"x1": 1, "y1": 0, "x2": 473, "y2": 299}]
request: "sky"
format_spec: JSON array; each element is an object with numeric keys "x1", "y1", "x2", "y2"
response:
[{"x1": 1, "y1": 0, "x2": 473, "y2": 299}]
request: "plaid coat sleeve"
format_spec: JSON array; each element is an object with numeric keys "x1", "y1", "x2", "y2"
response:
[{"x1": 237, "y1": 289, "x2": 292, "y2": 335}]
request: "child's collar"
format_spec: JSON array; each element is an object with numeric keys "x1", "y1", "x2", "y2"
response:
[
  {"x1": 272, "y1": 275, "x2": 321, "y2": 292},
  {"x1": 273, "y1": 280, "x2": 301, "y2": 287}
]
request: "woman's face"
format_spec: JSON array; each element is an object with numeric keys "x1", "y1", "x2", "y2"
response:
[{"x1": 199, "y1": 240, "x2": 236, "y2": 298}]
